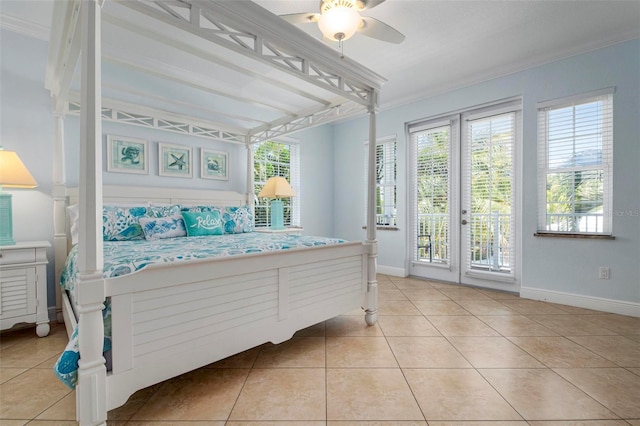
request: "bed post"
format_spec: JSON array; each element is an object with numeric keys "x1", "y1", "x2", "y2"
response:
[
  {"x1": 364, "y1": 92, "x2": 379, "y2": 326},
  {"x1": 75, "y1": 1, "x2": 106, "y2": 425},
  {"x1": 246, "y1": 136, "x2": 254, "y2": 207},
  {"x1": 52, "y1": 113, "x2": 66, "y2": 323}
]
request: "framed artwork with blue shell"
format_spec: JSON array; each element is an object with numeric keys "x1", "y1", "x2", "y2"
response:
[
  {"x1": 159, "y1": 142, "x2": 192, "y2": 178},
  {"x1": 201, "y1": 149, "x2": 229, "y2": 181},
  {"x1": 106, "y1": 135, "x2": 149, "y2": 175}
]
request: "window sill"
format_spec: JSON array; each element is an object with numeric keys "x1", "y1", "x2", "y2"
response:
[
  {"x1": 534, "y1": 232, "x2": 615, "y2": 240},
  {"x1": 362, "y1": 226, "x2": 400, "y2": 231}
]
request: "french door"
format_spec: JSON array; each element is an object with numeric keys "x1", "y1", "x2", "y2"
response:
[{"x1": 409, "y1": 100, "x2": 521, "y2": 291}]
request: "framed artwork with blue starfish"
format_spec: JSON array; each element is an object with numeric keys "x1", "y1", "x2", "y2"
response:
[
  {"x1": 106, "y1": 135, "x2": 149, "y2": 175},
  {"x1": 200, "y1": 149, "x2": 229, "y2": 181},
  {"x1": 159, "y1": 142, "x2": 192, "y2": 178}
]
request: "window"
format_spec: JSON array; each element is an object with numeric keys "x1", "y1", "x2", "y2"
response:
[
  {"x1": 365, "y1": 136, "x2": 397, "y2": 227},
  {"x1": 253, "y1": 140, "x2": 300, "y2": 228},
  {"x1": 537, "y1": 89, "x2": 613, "y2": 234}
]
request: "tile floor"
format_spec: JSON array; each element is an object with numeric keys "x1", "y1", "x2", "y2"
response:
[{"x1": 1, "y1": 274, "x2": 639, "y2": 425}]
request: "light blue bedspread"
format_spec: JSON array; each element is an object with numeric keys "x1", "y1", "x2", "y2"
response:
[{"x1": 54, "y1": 233, "x2": 345, "y2": 388}]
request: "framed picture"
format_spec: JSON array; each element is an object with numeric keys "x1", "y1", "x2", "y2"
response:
[
  {"x1": 201, "y1": 149, "x2": 229, "y2": 180},
  {"x1": 106, "y1": 135, "x2": 149, "y2": 174},
  {"x1": 159, "y1": 142, "x2": 192, "y2": 178}
]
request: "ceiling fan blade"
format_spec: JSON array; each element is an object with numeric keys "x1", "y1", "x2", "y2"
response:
[
  {"x1": 356, "y1": 0, "x2": 386, "y2": 11},
  {"x1": 279, "y1": 12, "x2": 320, "y2": 24},
  {"x1": 358, "y1": 16, "x2": 405, "y2": 44}
]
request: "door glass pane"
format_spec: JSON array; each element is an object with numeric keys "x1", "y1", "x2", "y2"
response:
[
  {"x1": 415, "y1": 125, "x2": 450, "y2": 264},
  {"x1": 467, "y1": 113, "x2": 514, "y2": 273}
]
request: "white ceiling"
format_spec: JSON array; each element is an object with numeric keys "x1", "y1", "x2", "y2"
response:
[{"x1": 2, "y1": 0, "x2": 639, "y2": 110}]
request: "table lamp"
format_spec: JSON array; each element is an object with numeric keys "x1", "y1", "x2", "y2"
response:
[
  {"x1": 258, "y1": 176, "x2": 295, "y2": 230},
  {"x1": 0, "y1": 147, "x2": 38, "y2": 245}
]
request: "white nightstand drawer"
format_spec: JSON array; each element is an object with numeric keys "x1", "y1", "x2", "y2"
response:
[{"x1": 0, "y1": 247, "x2": 36, "y2": 266}]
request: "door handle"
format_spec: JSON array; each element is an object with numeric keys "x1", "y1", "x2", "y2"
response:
[{"x1": 461, "y1": 219, "x2": 468, "y2": 225}]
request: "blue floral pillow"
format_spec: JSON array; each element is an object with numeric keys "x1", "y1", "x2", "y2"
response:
[
  {"x1": 181, "y1": 210, "x2": 224, "y2": 236},
  {"x1": 102, "y1": 205, "x2": 149, "y2": 241},
  {"x1": 223, "y1": 205, "x2": 254, "y2": 234},
  {"x1": 139, "y1": 215, "x2": 186, "y2": 240},
  {"x1": 147, "y1": 204, "x2": 182, "y2": 218}
]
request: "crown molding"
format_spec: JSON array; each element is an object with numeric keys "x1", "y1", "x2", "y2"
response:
[{"x1": 0, "y1": 12, "x2": 50, "y2": 41}]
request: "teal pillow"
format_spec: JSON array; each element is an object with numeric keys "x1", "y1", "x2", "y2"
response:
[{"x1": 181, "y1": 211, "x2": 223, "y2": 237}]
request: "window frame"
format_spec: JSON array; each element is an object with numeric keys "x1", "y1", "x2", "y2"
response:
[
  {"x1": 536, "y1": 88, "x2": 614, "y2": 236},
  {"x1": 364, "y1": 135, "x2": 398, "y2": 229},
  {"x1": 253, "y1": 140, "x2": 300, "y2": 228}
]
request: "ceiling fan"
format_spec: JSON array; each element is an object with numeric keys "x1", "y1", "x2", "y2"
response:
[{"x1": 280, "y1": 0, "x2": 405, "y2": 45}]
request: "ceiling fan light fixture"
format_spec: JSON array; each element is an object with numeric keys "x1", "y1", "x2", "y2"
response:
[{"x1": 318, "y1": 3, "x2": 361, "y2": 42}]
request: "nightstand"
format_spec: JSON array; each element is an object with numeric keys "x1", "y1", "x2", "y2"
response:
[
  {"x1": 0, "y1": 241, "x2": 51, "y2": 337},
  {"x1": 255, "y1": 227, "x2": 304, "y2": 235}
]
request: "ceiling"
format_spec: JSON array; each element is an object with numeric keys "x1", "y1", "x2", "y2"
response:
[{"x1": 2, "y1": 0, "x2": 639, "y2": 111}]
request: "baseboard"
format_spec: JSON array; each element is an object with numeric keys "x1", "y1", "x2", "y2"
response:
[
  {"x1": 377, "y1": 265, "x2": 407, "y2": 277},
  {"x1": 520, "y1": 287, "x2": 640, "y2": 317}
]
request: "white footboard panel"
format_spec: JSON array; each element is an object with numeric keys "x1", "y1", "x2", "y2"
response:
[{"x1": 106, "y1": 242, "x2": 367, "y2": 410}]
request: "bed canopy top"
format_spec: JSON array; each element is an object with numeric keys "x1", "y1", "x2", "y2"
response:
[{"x1": 45, "y1": 0, "x2": 386, "y2": 144}]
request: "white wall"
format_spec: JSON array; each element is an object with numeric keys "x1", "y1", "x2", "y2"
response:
[{"x1": 332, "y1": 39, "x2": 640, "y2": 312}]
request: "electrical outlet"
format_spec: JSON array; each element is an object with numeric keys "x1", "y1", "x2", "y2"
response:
[{"x1": 599, "y1": 266, "x2": 610, "y2": 280}]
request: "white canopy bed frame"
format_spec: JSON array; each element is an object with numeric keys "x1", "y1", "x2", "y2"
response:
[{"x1": 46, "y1": 1, "x2": 384, "y2": 425}]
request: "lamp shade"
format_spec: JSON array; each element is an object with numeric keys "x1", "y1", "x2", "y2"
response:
[
  {"x1": 0, "y1": 149, "x2": 38, "y2": 188},
  {"x1": 258, "y1": 176, "x2": 295, "y2": 199},
  {"x1": 318, "y1": 5, "x2": 361, "y2": 41}
]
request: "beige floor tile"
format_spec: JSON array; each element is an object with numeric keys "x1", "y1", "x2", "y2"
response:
[
  {"x1": 413, "y1": 300, "x2": 471, "y2": 316},
  {"x1": 132, "y1": 368, "x2": 248, "y2": 421},
  {"x1": 326, "y1": 336, "x2": 397, "y2": 368},
  {"x1": 629, "y1": 367, "x2": 640, "y2": 376},
  {"x1": 427, "y1": 315, "x2": 500, "y2": 337},
  {"x1": 477, "y1": 289, "x2": 521, "y2": 300},
  {"x1": 0, "y1": 327, "x2": 39, "y2": 350},
  {"x1": 429, "y1": 422, "x2": 528, "y2": 426},
  {"x1": 528, "y1": 421, "x2": 630, "y2": 426},
  {"x1": 0, "y1": 368, "x2": 71, "y2": 419},
  {"x1": 527, "y1": 315, "x2": 619, "y2": 336},
  {"x1": 378, "y1": 300, "x2": 422, "y2": 315},
  {"x1": 508, "y1": 336, "x2": 617, "y2": 368},
  {"x1": 405, "y1": 368, "x2": 522, "y2": 421},
  {"x1": 229, "y1": 422, "x2": 324, "y2": 426},
  {"x1": 35, "y1": 392, "x2": 75, "y2": 421},
  {"x1": 428, "y1": 281, "x2": 463, "y2": 290},
  {"x1": 205, "y1": 346, "x2": 261, "y2": 368},
  {"x1": 0, "y1": 367, "x2": 27, "y2": 384},
  {"x1": 438, "y1": 288, "x2": 492, "y2": 301},
  {"x1": 325, "y1": 315, "x2": 384, "y2": 337},
  {"x1": 377, "y1": 315, "x2": 441, "y2": 337},
  {"x1": 24, "y1": 421, "x2": 78, "y2": 425},
  {"x1": 108, "y1": 383, "x2": 164, "y2": 421},
  {"x1": 500, "y1": 299, "x2": 569, "y2": 315},
  {"x1": 401, "y1": 288, "x2": 450, "y2": 301},
  {"x1": 293, "y1": 321, "x2": 326, "y2": 337},
  {"x1": 327, "y1": 368, "x2": 423, "y2": 421},
  {"x1": 253, "y1": 337, "x2": 325, "y2": 368},
  {"x1": 456, "y1": 299, "x2": 519, "y2": 316},
  {"x1": 476, "y1": 315, "x2": 559, "y2": 336},
  {"x1": 379, "y1": 289, "x2": 409, "y2": 301},
  {"x1": 479, "y1": 368, "x2": 617, "y2": 420},
  {"x1": 0, "y1": 420, "x2": 27, "y2": 426},
  {"x1": 127, "y1": 422, "x2": 225, "y2": 425},
  {"x1": 448, "y1": 337, "x2": 545, "y2": 368},
  {"x1": 554, "y1": 367, "x2": 640, "y2": 418},
  {"x1": 391, "y1": 278, "x2": 434, "y2": 290},
  {"x1": 328, "y1": 422, "x2": 427, "y2": 426},
  {"x1": 566, "y1": 335, "x2": 640, "y2": 367},
  {"x1": 229, "y1": 368, "x2": 325, "y2": 421},
  {"x1": 388, "y1": 337, "x2": 471, "y2": 368},
  {"x1": 580, "y1": 314, "x2": 640, "y2": 335},
  {"x1": 552, "y1": 304, "x2": 609, "y2": 315},
  {"x1": 625, "y1": 420, "x2": 640, "y2": 426},
  {"x1": 0, "y1": 337, "x2": 68, "y2": 369}
]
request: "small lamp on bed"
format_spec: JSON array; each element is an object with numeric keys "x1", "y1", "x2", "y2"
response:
[
  {"x1": 258, "y1": 176, "x2": 295, "y2": 230},
  {"x1": 0, "y1": 147, "x2": 38, "y2": 245}
]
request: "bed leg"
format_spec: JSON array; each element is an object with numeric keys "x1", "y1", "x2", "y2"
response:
[{"x1": 76, "y1": 275, "x2": 107, "y2": 426}]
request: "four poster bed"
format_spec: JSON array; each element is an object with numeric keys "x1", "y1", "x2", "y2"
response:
[{"x1": 46, "y1": 1, "x2": 384, "y2": 425}]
